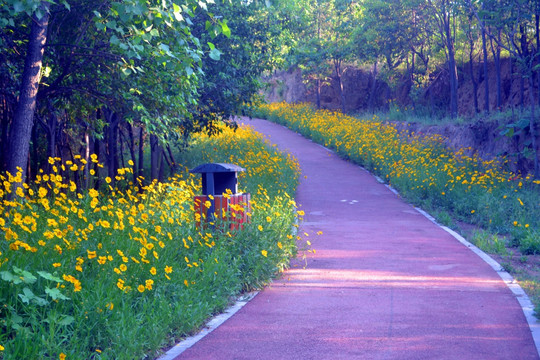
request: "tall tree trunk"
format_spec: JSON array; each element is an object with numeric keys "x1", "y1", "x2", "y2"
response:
[
  {"x1": 447, "y1": 39, "x2": 458, "y2": 118},
  {"x1": 316, "y1": 78, "x2": 321, "y2": 109},
  {"x1": 126, "y1": 123, "x2": 138, "y2": 181},
  {"x1": 104, "y1": 109, "x2": 120, "y2": 181},
  {"x1": 334, "y1": 60, "x2": 345, "y2": 113},
  {"x1": 527, "y1": 76, "x2": 539, "y2": 177},
  {"x1": 7, "y1": 2, "x2": 50, "y2": 181},
  {"x1": 84, "y1": 127, "x2": 90, "y2": 190},
  {"x1": 466, "y1": 16, "x2": 479, "y2": 114},
  {"x1": 490, "y1": 31, "x2": 502, "y2": 109},
  {"x1": 469, "y1": 45, "x2": 479, "y2": 114},
  {"x1": 150, "y1": 134, "x2": 161, "y2": 181},
  {"x1": 138, "y1": 127, "x2": 145, "y2": 181},
  {"x1": 537, "y1": 14, "x2": 540, "y2": 107},
  {"x1": 481, "y1": 20, "x2": 489, "y2": 113},
  {"x1": 520, "y1": 25, "x2": 529, "y2": 110},
  {"x1": 368, "y1": 61, "x2": 378, "y2": 113},
  {"x1": 0, "y1": 96, "x2": 12, "y2": 172}
]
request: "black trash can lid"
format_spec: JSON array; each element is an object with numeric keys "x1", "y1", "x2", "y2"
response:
[{"x1": 189, "y1": 163, "x2": 245, "y2": 174}]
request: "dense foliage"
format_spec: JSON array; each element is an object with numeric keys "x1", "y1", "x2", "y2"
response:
[
  {"x1": 0, "y1": 0, "x2": 296, "y2": 184},
  {"x1": 286, "y1": 0, "x2": 540, "y2": 176}
]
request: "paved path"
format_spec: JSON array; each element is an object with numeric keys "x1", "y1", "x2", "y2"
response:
[{"x1": 175, "y1": 118, "x2": 538, "y2": 360}]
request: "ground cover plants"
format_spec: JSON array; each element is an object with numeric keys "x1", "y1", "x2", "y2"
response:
[
  {"x1": 0, "y1": 124, "x2": 300, "y2": 359},
  {"x1": 252, "y1": 101, "x2": 540, "y2": 308}
]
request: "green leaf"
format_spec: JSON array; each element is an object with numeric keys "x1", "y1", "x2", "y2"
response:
[
  {"x1": 18, "y1": 287, "x2": 34, "y2": 304},
  {"x1": 1, "y1": 271, "x2": 22, "y2": 285},
  {"x1": 58, "y1": 315, "x2": 75, "y2": 326},
  {"x1": 209, "y1": 48, "x2": 221, "y2": 61},
  {"x1": 45, "y1": 287, "x2": 70, "y2": 301},
  {"x1": 20, "y1": 287, "x2": 48, "y2": 306},
  {"x1": 37, "y1": 271, "x2": 63, "y2": 283},
  {"x1": 221, "y1": 21, "x2": 231, "y2": 38},
  {"x1": 61, "y1": 1, "x2": 71, "y2": 11},
  {"x1": 13, "y1": 266, "x2": 37, "y2": 284},
  {"x1": 13, "y1": 2, "x2": 24, "y2": 13},
  {"x1": 173, "y1": 3, "x2": 183, "y2": 21}
]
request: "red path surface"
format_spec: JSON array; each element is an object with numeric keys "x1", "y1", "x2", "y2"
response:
[{"x1": 174, "y1": 118, "x2": 538, "y2": 360}]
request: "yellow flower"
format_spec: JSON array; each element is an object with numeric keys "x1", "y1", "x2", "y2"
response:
[
  {"x1": 59, "y1": 353, "x2": 66, "y2": 360},
  {"x1": 266, "y1": 216, "x2": 272, "y2": 222},
  {"x1": 87, "y1": 250, "x2": 97, "y2": 259},
  {"x1": 184, "y1": 279, "x2": 189, "y2": 287},
  {"x1": 261, "y1": 250, "x2": 268, "y2": 257},
  {"x1": 119, "y1": 264, "x2": 127, "y2": 272},
  {"x1": 0, "y1": 344, "x2": 4, "y2": 351},
  {"x1": 145, "y1": 279, "x2": 154, "y2": 290},
  {"x1": 277, "y1": 242, "x2": 283, "y2": 249},
  {"x1": 106, "y1": 303, "x2": 114, "y2": 311},
  {"x1": 513, "y1": 221, "x2": 518, "y2": 226},
  {"x1": 137, "y1": 284, "x2": 145, "y2": 293},
  {"x1": 105, "y1": 177, "x2": 112, "y2": 184},
  {"x1": 471, "y1": 210, "x2": 475, "y2": 214},
  {"x1": 165, "y1": 265, "x2": 173, "y2": 274},
  {"x1": 53, "y1": 263, "x2": 61, "y2": 268},
  {"x1": 258, "y1": 225, "x2": 263, "y2": 232},
  {"x1": 150, "y1": 267, "x2": 157, "y2": 275},
  {"x1": 116, "y1": 279, "x2": 125, "y2": 290}
]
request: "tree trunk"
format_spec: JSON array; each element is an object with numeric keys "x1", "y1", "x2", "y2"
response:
[
  {"x1": 481, "y1": 21, "x2": 489, "y2": 114},
  {"x1": 368, "y1": 61, "x2": 378, "y2": 113},
  {"x1": 104, "y1": 109, "x2": 120, "y2": 181},
  {"x1": 138, "y1": 127, "x2": 145, "y2": 181},
  {"x1": 126, "y1": 123, "x2": 138, "y2": 181},
  {"x1": 7, "y1": 2, "x2": 50, "y2": 181},
  {"x1": 490, "y1": 31, "x2": 502, "y2": 109},
  {"x1": 84, "y1": 128, "x2": 90, "y2": 190},
  {"x1": 519, "y1": 25, "x2": 529, "y2": 110},
  {"x1": 0, "y1": 96, "x2": 12, "y2": 172},
  {"x1": 150, "y1": 134, "x2": 161, "y2": 181},
  {"x1": 469, "y1": 47, "x2": 479, "y2": 114},
  {"x1": 537, "y1": 14, "x2": 540, "y2": 107},
  {"x1": 447, "y1": 40, "x2": 458, "y2": 118},
  {"x1": 527, "y1": 76, "x2": 539, "y2": 178},
  {"x1": 467, "y1": 20, "x2": 479, "y2": 114},
  {"x1": 316, "y1": 78, "x2": 321, "y2": 109},
  {"x1": 334, "y1": 60, "x2": 345, "y2": 113}
]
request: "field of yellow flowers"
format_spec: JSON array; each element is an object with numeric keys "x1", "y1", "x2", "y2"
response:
[
  {"x1": 253, "y1": 102, "x2": 539, "y2": 252},
  {"x1": 0, "y1": 124, "x2": 300, "y2": 359}
]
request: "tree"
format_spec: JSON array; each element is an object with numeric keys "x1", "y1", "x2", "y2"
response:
[
  {"x1": 427, "y1": 0, "x2": 459, "y2": 118},
  {"x1": 0, "y1": 0, "x2": 221, "y2": 183},
  {"x1": 4, "y1": 1, "x2": 51, "y2": 182}
]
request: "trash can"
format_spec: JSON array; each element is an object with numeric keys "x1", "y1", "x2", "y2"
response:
[{"x1": 190, "y1": 163, "x2": 251, "y2": 230}]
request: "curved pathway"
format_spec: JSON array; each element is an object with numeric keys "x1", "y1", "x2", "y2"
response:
[{"x1": 173, "y1": 118, "x2": 539, "y2": 360}]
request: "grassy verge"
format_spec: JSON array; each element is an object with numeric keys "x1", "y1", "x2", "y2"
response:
[
  {"x1": 0, "y1": 124, "x2": 300, "y2": 359},
  {"x1": 252, "y1": 102, "x2": 540, "y2": 312}
]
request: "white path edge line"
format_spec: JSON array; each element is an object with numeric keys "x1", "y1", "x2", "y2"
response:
[
  {"x1": 373, "y1": 174, "x2": 540, "y2": 355},
  {"x1": 157, "y1": 292, "x2": 259, "y2": 360}
]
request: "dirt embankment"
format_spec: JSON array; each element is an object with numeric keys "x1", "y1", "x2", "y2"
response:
[{"x1": 262, "y1": 62, "x2": 536, "y2": 174}]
